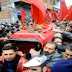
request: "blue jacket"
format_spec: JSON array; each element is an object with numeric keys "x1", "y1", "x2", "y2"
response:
[{"x1": 51, "y1": 59, "x2": 72, "y2": 72}]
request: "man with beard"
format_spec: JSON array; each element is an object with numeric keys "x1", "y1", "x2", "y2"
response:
[{"x1": 43, "y1": 41, "x2": 62, "y2": 68}]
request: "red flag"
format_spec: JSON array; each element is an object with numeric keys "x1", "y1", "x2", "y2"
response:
[
  {"x1": 50, "y1": 9, "x2": 53, "y2": 15},
  {"x1": 67, "y1": 6, "x2": 72, "y2": 21},
  {"x1": 25, "y1": 0, "x2": 46, "y2": 24},
  {"x1": 69, "y1": 6, "x2": 72, "y2": 11},
  {"x1": 53, "y1": 10, "x2": 59, "y2": 20},
  {"x1": 20, "y1": 8, "x2": 27, "y2": 23},
  {"x1": 59, "y1": 0, "x2": 68, "y2": 21},
  {"x1": 50, "y1": 9, "x2": 54, "y2": 18},
  {"x1": 46, "y1": 11, "x2": 52, "y2": 21}
]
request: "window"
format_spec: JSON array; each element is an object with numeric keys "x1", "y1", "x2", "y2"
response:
[
  {"x1": 44, "y1": 0, "x2": 47, "y2": 2},
  {"x1": 49, "y1": 0, "x2": 52, "y2": 4},
  {"x1": 53, "y1": 0, "x2": 56, "y2": 5}
]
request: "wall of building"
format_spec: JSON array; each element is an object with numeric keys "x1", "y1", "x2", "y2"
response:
[
  {"x1": 0, "y1": 11, "x2": 10, "y2": 19},
  {"x1": 0, "y1": 0, "x2": 11, "y2": 23},
  {"x1": 42, "y1": 0, "x2": 54, "y2": 9},
  {"x1": 0, "y1": 0, "x2": 57, "y2": 23},
  {"x1": 0, "y1": 0, "x2": 30, "y2": 23},
  {"x1": 0, "y1": 0, "x2": 19, "y2": 23},
  {"x1": 0, "y1": 0, "x2": 8, "y2": 3}
]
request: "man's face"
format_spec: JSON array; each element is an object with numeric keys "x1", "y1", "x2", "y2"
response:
[
  {"x1": 66, "y1": 49, "x2": 72, "y2": 59},
  {"x1": 2, "y1": 49, "x2": 16, "y2": 61},
  {"x1": 54, "y1": 38, "x2": 62, "y2": 46},
  {"x1": 43, "y1": 43, "x2": 56, "y2": 55},
  {"x1": 28, "y1": 66, "x2": 45, "y2": 72}
]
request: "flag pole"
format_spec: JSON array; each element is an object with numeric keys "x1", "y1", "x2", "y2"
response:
[{"x1": 63, "y1": 15, "x2": 68, "y2": 21}]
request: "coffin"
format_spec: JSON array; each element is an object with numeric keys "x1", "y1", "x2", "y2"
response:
[{"x1": 9, "y1": 23, "x2": 55, "y2": 53}]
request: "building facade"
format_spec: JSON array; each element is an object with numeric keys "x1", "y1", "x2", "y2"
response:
[
  {"x1": 42, "y1": 0, "x2": 57, "y2": 9},
  {"x1": 0, "y1": 0, "x2": 57, "y2": 23},
  {"x1": 0, "y1": 0, "x2": 20, "y2": 23},
  {"x1": 0, "y1": 0, "x2": 11, "y2": 23}
]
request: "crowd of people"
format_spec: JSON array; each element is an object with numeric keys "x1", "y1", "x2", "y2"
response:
[{"x1": 0, "y1": 17, "x2": 72, "y2": 72}]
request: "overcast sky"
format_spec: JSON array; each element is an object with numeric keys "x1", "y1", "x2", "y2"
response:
[
  {"x1": 55, "y1": 0, "x2": 72, "y2": 9},
  {"x1": 65, "y1": 0, "x2": 72, "y2": 7}
]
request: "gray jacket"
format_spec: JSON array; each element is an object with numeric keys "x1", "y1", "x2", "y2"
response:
[{"x1": 45, "y1": 51, "x2": 62, "y2": 68}]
